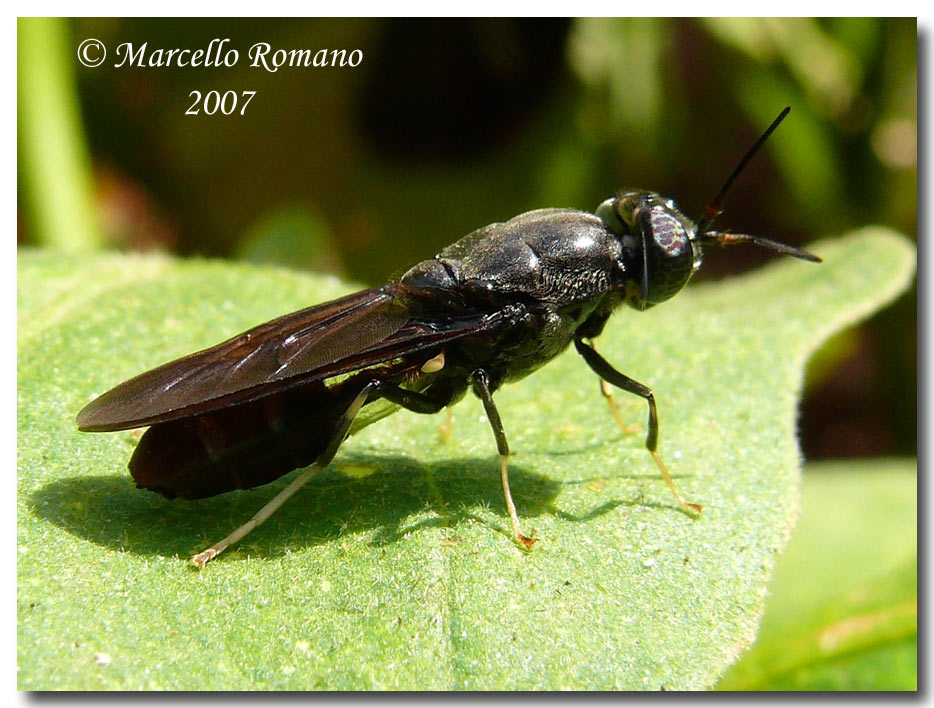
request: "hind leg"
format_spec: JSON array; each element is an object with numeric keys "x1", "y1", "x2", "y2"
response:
[
  {"x1": 191, "y1": 380, "x2": 379, "y2": 567},
  {"x1": 191, "y1": 378, "x2": 459, "y2": 567}
]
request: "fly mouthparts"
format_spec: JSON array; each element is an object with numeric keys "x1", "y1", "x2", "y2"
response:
[{"x1": 701, "y1": 231, "x2": 821, "y2": 263}]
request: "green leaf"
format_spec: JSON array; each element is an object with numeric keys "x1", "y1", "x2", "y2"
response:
[
  {"x1": 18, "y1": 228, "x2": 914, "y2": 690},
  {"x1": 717, "y1": 459, "x2": 917, "y2": 691}
]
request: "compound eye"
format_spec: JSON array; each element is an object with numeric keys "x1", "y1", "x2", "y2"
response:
[{"x1": 640, "y1": 207, "x2": 694, "y2": 304}]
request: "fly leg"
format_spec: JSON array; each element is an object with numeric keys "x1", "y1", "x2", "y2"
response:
[
  {"x1": 471, "y1": 369, "x2": 537, "y2": 549},
  {"x1": 591, "y1": 340, "x2": 641, "y2": 437},
  {"x1": 191, "y1": 379, "x2": 460, "y2": 567},
  {"x1": 191, "y1": 380, "x2": 380, "y2": 567},
  {"x1": 439, "y1": 409, "x2": 454, "y2": 440},
  {"x1": 377, "y1": 384, "x2": 454, "y2": 439},
  {"x1": 378, "y1": 384, "x2": 450, "y2": 414},
  {"x1": 574, "y1": 338, "x2": 702, "y2": 514}
]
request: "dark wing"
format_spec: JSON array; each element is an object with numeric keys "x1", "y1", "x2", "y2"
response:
[{"x1": 77, "y1": 285, "x2": 412, "y2": 431}]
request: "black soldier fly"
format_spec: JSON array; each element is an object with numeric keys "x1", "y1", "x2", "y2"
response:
[{"x1": 77, "y1": 107, "x2": 819, "y2": 567}]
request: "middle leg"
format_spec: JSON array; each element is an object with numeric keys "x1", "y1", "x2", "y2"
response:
[{"x1": 470, "y1": 368, "x2": 536, "y2": 548}]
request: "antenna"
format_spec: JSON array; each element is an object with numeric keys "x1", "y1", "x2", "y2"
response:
[
  {"x1": 702, "y1": 230, "x2": 821, "y2": 262},
  {"x1": 696, "y1": 107, "x2": 821, "y2": 263},
  {"x1": 695, "y1": 107, "x2": 790, "y2": 238}
]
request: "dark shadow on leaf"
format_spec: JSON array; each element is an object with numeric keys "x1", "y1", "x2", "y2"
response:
[
  {"x1": 550, "y1": 496, "x2": 698, "y2": 523},
  {"x1": 30, "y1": 452, "x2": 595, "y2": 562},
  {"x1": 31, "y1": 444, "x2": 703, "y2": 563}
]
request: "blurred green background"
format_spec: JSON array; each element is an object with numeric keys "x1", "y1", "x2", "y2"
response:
[{"x1": 17, "y1": 17, "x2": 917, "y2": 690}]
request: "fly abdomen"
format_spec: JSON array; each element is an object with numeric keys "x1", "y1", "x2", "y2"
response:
[{"x1": 129, "y1": 380, "x2": 348, "y2": 500}]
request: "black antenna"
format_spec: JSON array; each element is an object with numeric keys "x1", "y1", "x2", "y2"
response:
[
  {"x1": 696, "y1": 107, "x2": 821, "y2": 263},
  {"x1": 695, "y1": 107, "x2": 791, "y2": 239}
]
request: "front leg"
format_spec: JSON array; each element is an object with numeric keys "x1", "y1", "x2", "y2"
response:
[
  {"x1": 590, "y1": 341, "x2": 643, "y2": 438},
  {"x1": 574, "y1": 337, "x2": 702, "y2": 514}
]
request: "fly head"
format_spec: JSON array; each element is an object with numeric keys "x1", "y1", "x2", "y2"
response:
[
  {"x1": 595, "y1": 107, "x2": 820, "y2": 313},
  {"x1": 596, "y1": 192, "x2": 700, "y2": 311}
]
